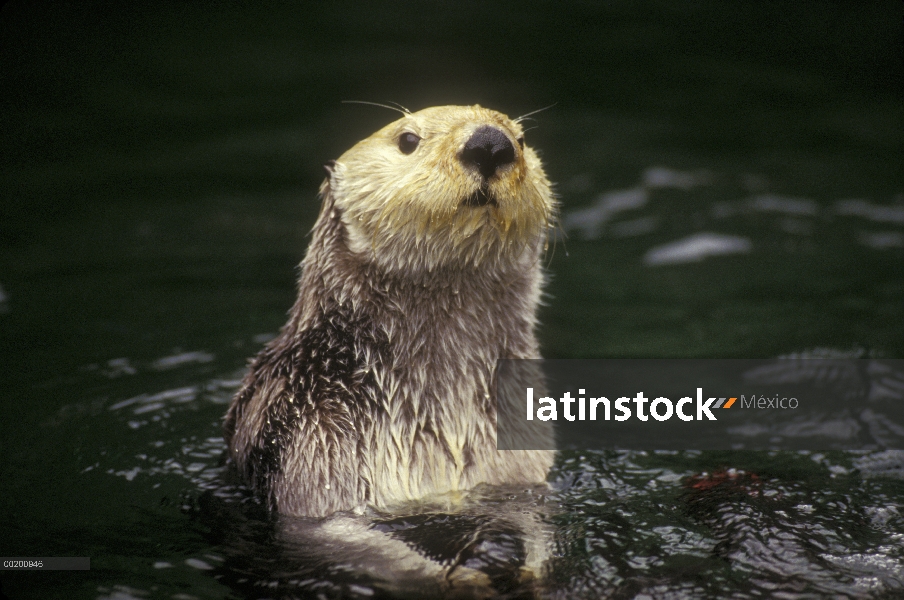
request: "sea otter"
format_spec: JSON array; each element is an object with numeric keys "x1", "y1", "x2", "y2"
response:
[{"x1": 224, "y1": 104, "x2": 557, "y2": 518}]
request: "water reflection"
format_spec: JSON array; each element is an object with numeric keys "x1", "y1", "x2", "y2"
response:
[
  {"x1": 11, "y1": 341, "x2": 904, "y2": 598},
  {"x1": 560, "y1": 166, "x2": 904, "y2": 264}
]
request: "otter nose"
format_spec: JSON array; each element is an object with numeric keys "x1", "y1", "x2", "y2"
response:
[{"x1": 460, "y1": 126, "x2": 516, "y2": 180}]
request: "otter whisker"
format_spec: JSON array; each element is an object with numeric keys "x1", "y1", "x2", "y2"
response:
[
  {"x1": 546, "y1": 220, "x2": 568, "y2": 268},
  {"x1": 383, "y1": 100, "x2": 411, "y2": 114},
  {"x1": 513, "y1": 103, "x2": 557, "y2": 123},
  {"x1": 341, "y1": 100, "x2": 411, "y2": 115}
]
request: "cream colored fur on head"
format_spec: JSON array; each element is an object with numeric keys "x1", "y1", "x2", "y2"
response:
[{"x1": 333, "y1": 105, "x2": 555, "y2": 272}]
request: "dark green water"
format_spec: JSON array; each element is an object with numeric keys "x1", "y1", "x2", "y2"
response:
[{"x1": 1, "y1": 2, "x2": 902, "y2": 598}]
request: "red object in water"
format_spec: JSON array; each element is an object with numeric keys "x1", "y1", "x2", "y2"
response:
[{"x1": 686, "y1": 468, "x2": 762, "y2": 496}]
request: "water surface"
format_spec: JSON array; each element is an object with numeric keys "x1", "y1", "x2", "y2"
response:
[{"x1": 1, "y1": 2, "x2": 902, "y2": 598}]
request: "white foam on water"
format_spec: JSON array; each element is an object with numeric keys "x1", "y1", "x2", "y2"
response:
[
  {"x1": 836, "y1": 199, "x2": 904, "y2": 224},
  {"x1": 642, "y1": 166, "x2": 709, "y2": 190},
  {"x1": 644, "y1": 233, "x2": 752, "y2": 266},
  {"x1": 858, "y1": 231, "x2": 904, "y2": 249},
  {"x1": 151, "y1": 351, "x2": 215, "y2": 370},
  {"x1": 185, "y1": 558, "x2": 214, "y2": 570},
  {"x1": 252, "y1": 332, "x2": 278, "y2": 344},
  {"x1": 104, "y1": 358, "x2": 137, "y2": 377},
  {"x1": 109, "y1": 386, "x2": 199, "y2": 411},
  {"x1": 562, "y1": 187, "x2": 649, "y2": 239},
  {"x1": 96, "y1": 585, "x2": 149, "y2": 600}
]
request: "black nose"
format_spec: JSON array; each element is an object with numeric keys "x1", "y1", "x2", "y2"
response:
[{"x1": 460, "y1": 126, "x2": 516, "y2": 180}]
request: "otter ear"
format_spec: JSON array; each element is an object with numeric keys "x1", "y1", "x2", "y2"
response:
[
  {"x1": 320, "y1": 160, "x2": 345, "y2": 208},
  {"x1": 318, "y1": 161, "x2": 339, "y2": 215},
  {"x1": 323, "y1": 159, "x2": 337, "y2": 178}
]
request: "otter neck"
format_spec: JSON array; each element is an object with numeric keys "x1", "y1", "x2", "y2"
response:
[{"x1": 290, "y1": 201, "x2": 542, "y2": 358}]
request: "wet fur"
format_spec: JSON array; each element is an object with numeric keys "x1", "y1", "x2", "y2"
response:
[{"x1": 224, "y1": 105, "x2": 556, "y2": 518}]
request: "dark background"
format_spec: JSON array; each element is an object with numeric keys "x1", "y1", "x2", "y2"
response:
[{"x1": 1, "y1": 2, "x2": 902, "y2": 598}]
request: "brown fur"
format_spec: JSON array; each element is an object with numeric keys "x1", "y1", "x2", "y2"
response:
[{"x1": 224, "y1": 105, "x2": 557, "y2": 517}]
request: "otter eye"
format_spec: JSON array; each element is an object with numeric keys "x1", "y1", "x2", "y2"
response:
[
  {"x1": 398, "y1": 132, "x2": 421, "y2": 154},
  {"x1": 516, "y1": 136, "x2": 524, "y2": 148}
]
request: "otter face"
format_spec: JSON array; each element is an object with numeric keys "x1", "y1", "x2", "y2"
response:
[{"x1": 326, "y1": 105, "x2": 555, "y2": 271}]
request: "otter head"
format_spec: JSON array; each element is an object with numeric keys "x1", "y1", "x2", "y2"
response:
[{"x1": 325, "y1": 105, "x2": 556, "y2": 273}]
